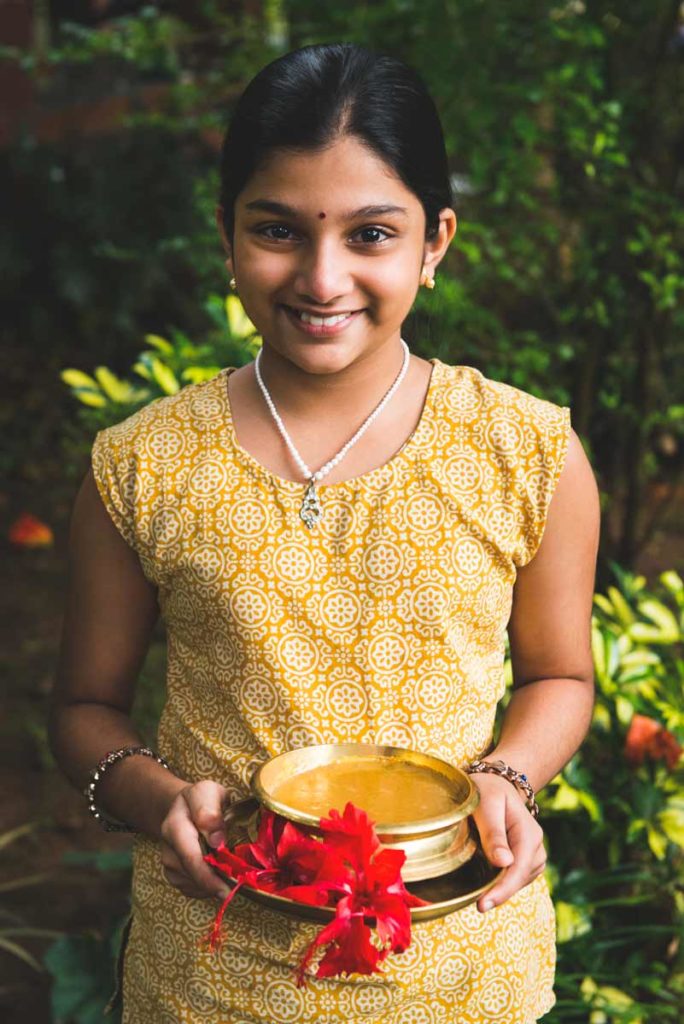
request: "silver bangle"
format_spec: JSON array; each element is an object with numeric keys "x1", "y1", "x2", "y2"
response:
[
  {"x1": 84, "y1": 746, "x2": 171, "y2": 833},
  {"x1": 465, "y1": 758, "x2": 540, "y2": 819}
]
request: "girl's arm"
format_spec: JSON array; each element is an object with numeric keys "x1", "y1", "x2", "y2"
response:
[
  {"x1": 49, "y1": 468, "x2": 229, "y2": 900},
  {"x1": 471, "y1": 428, "x2": 600, "y2": 913}
]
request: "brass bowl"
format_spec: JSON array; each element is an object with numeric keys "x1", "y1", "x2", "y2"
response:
[{"x1": 228, "y1": 743, "x2": 481, "y2": 882}]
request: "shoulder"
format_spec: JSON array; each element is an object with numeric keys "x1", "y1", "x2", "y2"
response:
[
  {"x1": 92, "y1": 370, "x2": 227, "y2": 460},
  {"x1": 437, "y1": 360, "x2": 567, "y2": 417},
  {"x1": 435, "y1": 360, "x2": 571, "y2": 455}
]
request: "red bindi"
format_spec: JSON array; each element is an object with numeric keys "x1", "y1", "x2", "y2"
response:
[{"x1": 318, "y1": 212, "x2": 326, "y2": 219}]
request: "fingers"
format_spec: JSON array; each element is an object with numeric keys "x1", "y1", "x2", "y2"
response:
[
  {"x1": 160, "y1": 781, "x2": 232, "y2": 900},
  {"x1": 471, "y1": 774, "x2": 517, "y2": 869},
  {"x1": 183, "y1": 780, "x2": 231, "y2": 849},
  {"x1": 478, "y1": 815, "x2": 547, "y2": 913},
  {"x1": 161, "y1": 846, "x2": 220, "y2": 899},
  {"x1": 470, "y1": 776, "x2": 547, "y2": 913}
]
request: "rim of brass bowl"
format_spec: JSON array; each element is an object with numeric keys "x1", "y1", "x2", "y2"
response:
[
  {"x1": 251, "y1": 743, "x2": 480, "y2": 838},
  {"x1": 218, "y1": 853, "x2": 504, "y2": 924}
]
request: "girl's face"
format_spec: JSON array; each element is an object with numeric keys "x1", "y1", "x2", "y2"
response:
[{"x1": 218, "y1": 134, "x2": 455, "y2": 376}]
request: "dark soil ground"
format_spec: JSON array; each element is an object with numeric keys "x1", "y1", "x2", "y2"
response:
[{"x1": 1, "y1": 475, "x2": 683, "y2": 1023}]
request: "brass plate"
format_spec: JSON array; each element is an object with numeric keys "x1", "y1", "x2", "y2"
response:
[
  {"x1": 218, "y1": 849, "x2": 502, "y2": 924},
  {"x1": 217, "y1": 798, "x2": 502, "y2": 923},
  {"x1": 252, "y1": 743, "x2": 479, "y2": 837}
]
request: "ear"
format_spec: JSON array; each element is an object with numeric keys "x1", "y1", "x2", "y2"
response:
[
  {"x1": 215, "y1": 205, "x2": 232, "y2": 267},
  {"x1": 422, "y1": 208, "x2": 457, "y2": 277}
]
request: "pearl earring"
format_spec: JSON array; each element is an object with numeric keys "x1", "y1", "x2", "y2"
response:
[
  {"x1": 229, "y1": 277, "x2": 237, "y2": 291},
  {"x1": 420, "y1": 270, "x2": 435, "y2": 289}
]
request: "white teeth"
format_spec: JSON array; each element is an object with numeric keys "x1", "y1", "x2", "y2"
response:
[{"x1": 294, "y1": 309, "x2": 352, "y2": 326}]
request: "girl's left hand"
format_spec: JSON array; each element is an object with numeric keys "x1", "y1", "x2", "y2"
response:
[{"x1": 469, "y1": 772, "x2": 547, "y2": 914}]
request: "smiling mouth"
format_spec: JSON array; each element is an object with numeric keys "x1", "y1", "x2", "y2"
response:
[{"x1": 283, "y1": 305, "x2": 364, "y2": 325}]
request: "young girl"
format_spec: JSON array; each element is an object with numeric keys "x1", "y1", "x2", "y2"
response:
[{"x1": 51, "y1": 42, "x2": 600, "y2": 1024}]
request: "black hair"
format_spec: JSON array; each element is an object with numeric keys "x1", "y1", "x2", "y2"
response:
[{"x1": 218, "y1": 42, "x2": 452, "y2": 246}]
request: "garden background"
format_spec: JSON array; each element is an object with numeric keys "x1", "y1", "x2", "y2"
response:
[{"x1": 1, "y1": 1, "x2": 683, "y2": 1021}]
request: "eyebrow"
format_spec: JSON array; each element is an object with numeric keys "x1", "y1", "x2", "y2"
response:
[{"x1": 243, "y1": 199, "x2": 409, "y2": 219}]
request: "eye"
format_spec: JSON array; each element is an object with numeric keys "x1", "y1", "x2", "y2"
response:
[
  {"x1": 352, "y1": 226, "x2": 393, "y2": 245},
  {"x1": 255, "y1": 224, "x2": 296, "y2": 241},
  {"x1": 252, "y1": 224, "x2": 394, "y2": 245}
]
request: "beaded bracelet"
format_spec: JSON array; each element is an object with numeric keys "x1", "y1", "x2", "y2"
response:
[
  {"x1": 465, "y1": 758, "x2": 540, "y2": 819},
  {"x1": 84, "y1": 746, "x2": 171, "y2": 833}
]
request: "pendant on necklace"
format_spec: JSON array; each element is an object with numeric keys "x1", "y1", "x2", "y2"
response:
[{"x1": 300, "y1": 478, "x2": 323, "y2": 530}]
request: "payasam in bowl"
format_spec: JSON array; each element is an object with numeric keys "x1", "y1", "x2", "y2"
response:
[{"x1": 231, "y1": 743, "x2": 481, "y2": 882}]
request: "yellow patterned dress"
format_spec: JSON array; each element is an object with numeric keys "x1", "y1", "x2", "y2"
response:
[{"x1": 91, "y1": 356, "x2": 571, "y2": 1024}]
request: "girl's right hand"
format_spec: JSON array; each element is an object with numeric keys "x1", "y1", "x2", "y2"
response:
[{"x1": 159, "y1": 780, "x2": 233, "y2": 900}]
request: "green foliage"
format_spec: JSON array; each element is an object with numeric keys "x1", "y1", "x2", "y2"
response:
[
  {"x1": 6, "y1": 0, "x2": 683, "y2": 567},
  {"x1": 44, "y1": 921, "x2": 126, "y2": 1024},
  {"x1": 284, "y1": 0, "x2": 684, "y2": 564},
  {"x1": 538, "y1": 565, "x2": 684, "y2": 1022},
  {"x1": 0, "y1": 824, "x2": 59, "y2": 974},
  {"x1": 42, "y1": 851, "x2": 132, "y2": 1024},
  {"x1": 60, "y1": 294, "x2": 261, "y2": 454}
]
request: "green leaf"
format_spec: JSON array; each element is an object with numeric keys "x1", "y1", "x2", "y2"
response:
[
  {"x1": 660, "y1": 571, "x2": 683, "y2": 596},
  {"x1": 620, "y1": 650, "x2": 661, "y2": 669},
  {"x1": 549, "y1": 778, "x2": 580, "y2": 812},
  {"x1": 143, "y1": 333, "x2": 174, "y2": 355},
  {"x1": 132, "y1": 360, "x2": 153, "y2": 381},
  {"x1": 60, "y1": 369, "x2": 101, "y2": 390},
  {"x1": 658, "y1": 799, "x2": 684, "y2": 847},
  {"x1": 44, "y1": 929, "x2": 121, "y2": 1023},
  {"x1": 615, "y1": 696, "x2": 634, "y2": 726},
  {"x1": 0, "y1": 936, "x2": 44, "y2": 972},
  {"x1": 592, "y1": 703, "x2": 611, "y2": 731},
  {"x1": 0, "y1": 822, "x2": 36, "y2": 851},
  {"x1": 555, "y1": 900, "x2": 592, "y2": 943},
  {"x1": 225, "y1": 294, "x2": 256, "y2": 339},
  {"x1": 61, "y1": 849, "x2": 132, "y2": 872},
  {"x1": 637, "y1": 599, "x2": 680, "y2": 640},
  {"x1": 180, "y1": 366, "x2": 222, "y2": 384},
  {"x1": 60, "y1": 368, "x2": 108, "y2": 407},
  {"x1": 0, "y1": 872, "x2": 51, "y2": 893},
  {"x1": 629, "y1": 623, "x2": 677, "y2": 645},
  {"x1": 149, "y1": 357, "x2": 180, "y2": 395},
  {"x1": 577, "y1": 790, "x2": 603, "y2": 824},
  {"x1": 593, "y1": 594, "x2": 614, "y2": 617},
  {"x1": 591, "y1": 625, "x2": 607, "y2": 679},
  {"x1": 93, "y1": 366, "x2": 132, "y2": 403},
  {"x1": 646, "y1": 825, "x2": 668, "y2": 860},
  {"x1": 74, "y1": 390, "x2": 108, "y2": 408},
  {"x1": 607, "y1": 587, "x2": 635, "y2": 627}
]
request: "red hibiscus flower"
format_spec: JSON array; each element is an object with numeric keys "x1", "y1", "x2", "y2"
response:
[
  {"x1": 625, "y1": 714, "x2": 682, "y2": 772},
  {"x1": 296, "y1": 803, "x2": 428, "y2": 986},
  {"x1": 203, "y1": 810, "x2": 341, "y2": 951},
  {"x1": 202, "y1": 800, "x2": 429, "y2": 986}
]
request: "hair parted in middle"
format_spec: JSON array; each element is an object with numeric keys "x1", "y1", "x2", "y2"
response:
[{"x1": 219, "y1": 42, "x2": 453, "y2": 247}]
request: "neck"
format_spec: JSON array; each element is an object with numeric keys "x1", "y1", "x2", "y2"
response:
[{"x1": 254, "y1": 334, "x2": 408, "y2": 420}]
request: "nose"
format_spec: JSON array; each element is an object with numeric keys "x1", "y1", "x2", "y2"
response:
[{"x1": 294, "y1": 236, "x2": 353, "y2": 306}]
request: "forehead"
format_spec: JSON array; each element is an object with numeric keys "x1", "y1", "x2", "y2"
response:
[{"x1": 237, "y1": 135, "x2": 421, "y2": 218}]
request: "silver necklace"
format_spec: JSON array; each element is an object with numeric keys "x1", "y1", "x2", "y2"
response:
[{"x1": 254, "y1": 339, "x2": 411, "y2": 529}]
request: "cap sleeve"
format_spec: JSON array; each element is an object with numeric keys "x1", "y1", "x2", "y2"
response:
[
  {"x1": 91, "y1": 426, "x2": 139, "y2": 553},
  {"x1": 90, "y1": 409, "x2": 166, "y2": 588},
  {"x1": 512, "y1": 400, "x2": 572, "y2": 568}
]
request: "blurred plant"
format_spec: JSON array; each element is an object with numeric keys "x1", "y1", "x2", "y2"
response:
[
  {"x1": 536, "y1": 564, "x2": 684, "y2": 1022},
  {"x1": 58, "y1": 293, "x2": 261, "y2": 477},
  {"x1": 0, "y1": 823, "x2": 59, "y2": 980},
  {"x1": 43, "y1": 850, "x2": 133, "y2": 1024}
]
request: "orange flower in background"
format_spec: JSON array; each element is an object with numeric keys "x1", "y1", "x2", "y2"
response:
[
  {"x1": 625, "y1": 714, "x2": 682, "y2": 772},
  {"x1": 8, "y1": 512, "x2": 53, "y2": 548}
]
